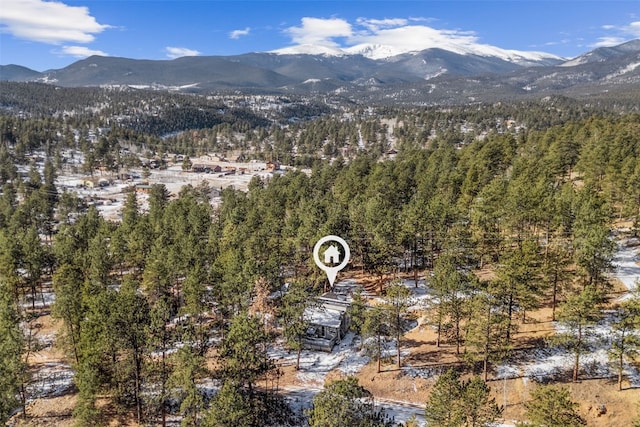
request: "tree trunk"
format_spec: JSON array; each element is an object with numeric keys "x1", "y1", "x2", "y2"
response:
[
  {"x1": 161, "y1": 345, "x2": 167, "y2": 427},
  {"x1": 573, "y1": 324, "x2": 582, "y2": 382},
  {"x1": 552, "y1": 279, "x2": 558, "y2": 321},
  {"x1": 484, "y1": 304, "x2": 491, "y2": 382},
  {"x1": 135, "y1": 355, "x2": 142, "y2": 423},
  {"x1": 396, "y1": 318, "x2": 401, "y2": 369},
  {"x1": 377, "y1": 334, "x2": 381, "y2": 373},
  {"x1": 618, "y1": 350, "x2": 624, "y2": 391},
  {"x1": 506, "y1": 292, "x2": 514, "y2": 341},
  {"x1": 436, "y1": 312, "x2": 442, "y2": 347}
]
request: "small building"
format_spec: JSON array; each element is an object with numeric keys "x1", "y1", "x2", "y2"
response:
[
  {"x1": 302, "y1": 292, "x2": 351, "y2": 352},
  {"x1": 222, "y1": 166, "x2": 237, "y2": 175},
  {"x1": 192, "y1": 164, "x2": 222, "y2": 173},
  {"x1": 135, "y1": 184, "x2": 153, "y2": 194},
  {"x1": 266, "y1": 161, "x2": 280, "y2": 172}
]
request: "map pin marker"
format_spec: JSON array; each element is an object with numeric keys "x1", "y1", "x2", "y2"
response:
[{"x1": 313, "y1": 235, "x2": 350, "y2": 288}]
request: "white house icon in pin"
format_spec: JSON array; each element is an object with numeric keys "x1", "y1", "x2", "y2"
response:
[{"x1": 323, "y1": 245, "x2": 341, "y2": 264}]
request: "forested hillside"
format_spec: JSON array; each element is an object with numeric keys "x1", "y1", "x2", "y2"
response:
[{"x1": 1, "y1": 83, "x2": 639, "y2": 426}]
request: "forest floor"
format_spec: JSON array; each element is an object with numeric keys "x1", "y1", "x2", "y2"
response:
[{"x1": 9, "y1": 229, "x2": 640, "y2": 426}]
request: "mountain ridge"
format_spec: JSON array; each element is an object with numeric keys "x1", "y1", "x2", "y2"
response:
[{"x1": 1, "y1": 39, "x2": 639, "y2": 103}]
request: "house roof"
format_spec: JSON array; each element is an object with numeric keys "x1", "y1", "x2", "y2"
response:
[{"x1": 304, "y1": 306, "x2": 343, "y2": 328}]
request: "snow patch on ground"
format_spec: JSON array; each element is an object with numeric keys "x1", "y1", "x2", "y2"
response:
[
  {"x1": 612, "y1": 237, "x2": 640, "y2": 298},
  {"x1": 269, "y1": 332, "x2": 370, "y2": 385},
  {"x1": 27, "y1": 362, "x2": 75, "y2": 400},
  {"x1": 498, "y1": 234, "x2": 640, "y2": 385}
]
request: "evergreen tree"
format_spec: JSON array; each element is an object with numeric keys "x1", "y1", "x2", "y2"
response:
[
  {"x1": 572, "y1": 188, "x2": 615, "y2": 289},
  {"x1": 348, "y1": 288, "x2": 368, "y2": 335},
  {"x1": 169, "y1": 346, "x2": 206, "y2": 427},
  {"x1": 362, "y1": 304, "x2": 388, "y2": 373},
  {"x1": 280, "y1": 281, "x2": 310, "y2": 370},
  {"x1": 424, "y1": 369, "x2": 464, "y2": 427},
  {"x1": 113, "y1": 275, "x2": 150, "y2": 422},
  {"x1": 0, "y1": 280, "x2": 25, "y2": 422},
  {"x1": 147, "y1": 295, "x2": 174, "y2": 426},
  {"x1": 521, "y1": 385, "x2": 586, "y2": 427},
  {"x1": 204, "y1": 381, "x2": 253, "y2": 427},
  {"x1": 382, "y1": 280, "x2": 412, "y2": 368},
  {"x1": 460, "y1": 376, "x2": 502, "y2": 427},
  {"x1": 608, "y1": 289, "x2": 640, "y2": 390},
  {"x1": 494, "y1": 239, "x2": 541, "y2": 338},
  {"x1": 465, "y1": 289, "x2": 511, "y2": 381},
  {"x1": 52, "y1": 263, "x2": 84, "y2": 363},
  {"x1": 425, "y1": 369, "x2": 502, "y2": 427},
  {"x1": 430, "y1": 254, "x2": 472, "y2": 352},
  {"x1": 542, "y1": 237, "x2": 572, "y2": 321},
  {"x1": 308, "y1": 377, "x2": 393, "y2": 427},
  {"x1": 556, "y1": 285, "x2": 603, "y2": 382},
  {"x1": 217, "y1": 312, "x2": 273, "y2": 397}
]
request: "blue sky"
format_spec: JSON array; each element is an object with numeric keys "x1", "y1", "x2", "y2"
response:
[{"x1": 1, "y1": 0, "x2": 639, "y2": 71}]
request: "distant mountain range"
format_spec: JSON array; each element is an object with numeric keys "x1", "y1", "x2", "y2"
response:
[{"x1": 2, "y1": 39, "x2": 639, "y2": 103}]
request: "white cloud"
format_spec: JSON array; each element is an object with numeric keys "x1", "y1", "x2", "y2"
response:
[
  {"x1": 591, "y1": 20, "x2": 640, "y2": 48},
  {"x1": 349, "y1": 24, "x2": 478, "y2": 52},
  {"x1": 285, "y1": 17, "x2": 352, "y2": 47},
  {"x1": 545, "y1": 39, "x2": 571, "y2": 47},
  {"x1": 591, "y1": 36, "x2": 627, "y2": 48},
  {"x1": 229, "y1": 27, "x2": 250, "y2": 39},
  {"x1": 56, "y1": 45, "x2": 108, "y2": 58},
  {"x1": 0, "y1": 0, "x2": 110, "y2": 44},
  {"x1": 624, "y1": 21, "x2": 640, "y2": 37},
  {"x1": 282, "y1": 16, "x2": 481, "y2": 54},
  {"x1": 165, "y1": 46, "x2": 201, "y2": 59},
  {"x1": 355, "y1": 17, "x2": 407, "y2": 32}
]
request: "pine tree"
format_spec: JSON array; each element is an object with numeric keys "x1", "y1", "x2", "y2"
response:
[
  {"x1": 466, "y1": 287, "x2": 512, "y2": 381},
  {"x1": 204, "y1": 381, "x2": 253, "y2": 427},
  {"x1": 424, "y1": 369, "x2": 464, "y2": 427},
  {"x1": 280, "y1": 281, "x2": 310, "y2": 370},
  {"x1": 308, "y1": 377, "x2": 392, "y2": 427},
  {"x1": 52, "y1": 263, "x2": 84, "y2": 363},
  {"x1": 362, "y1": 304, "x2": 388, "y2": 373},
  {"x1": 217, "y1": 312, "x2": 273, "y2": 397},
  {"x1": 0, "y1": 281, "x2": 25, "y2": 422},
  {"x1": 460, "y1": 376, "x2": 502, "y2": 427},
  {"x1": 169, "y1": 346, "x2": 206, "y2": 427},
  {"x1": 347, "y1": 288, "x2": 368, "y2": 335},
  {"x1": 425, "y1": 369, "x2": 502, "y2": 427},
  {"x1": 556, "y1": 285, "x2": 603, "y2": 382},
  {"x1": 383, "y1": 280, "x2": 412, "y2": 368},
  {"x1": 522, "y1": 385, "x2": 586, "y2": 427},
  {"x1": 147, "y1": 295, "x2": 174, "y2": 426},
  {"x1": 608, "y1": 289, "x2": 640, "y2": 390},
  {"x1": 431, "y1": 254, "x2": 473, "y2": 352},
  {"x1": 113, "y1": 275, "x2": 150, "y2": 422}
]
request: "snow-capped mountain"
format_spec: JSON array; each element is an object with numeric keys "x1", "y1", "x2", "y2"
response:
[
  {"x1": 1, "y1": 39, "x2": 639, "y2": 104},
  {"x1": 272, "y1": 37, "x2": 564, "y2": 65}
]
